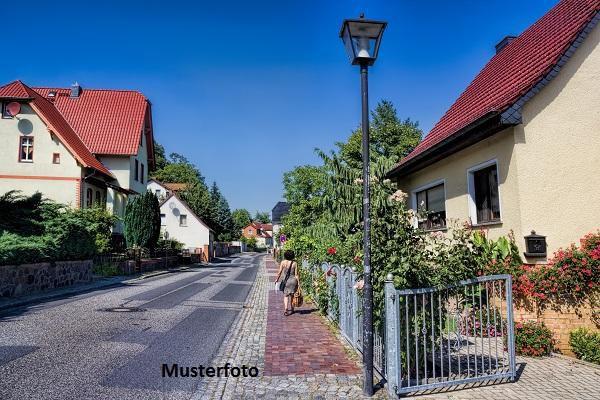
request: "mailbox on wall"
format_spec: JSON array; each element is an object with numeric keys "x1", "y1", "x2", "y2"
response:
[{"x1": 524, "y1": 230, "x2": 547, "y2": 257}]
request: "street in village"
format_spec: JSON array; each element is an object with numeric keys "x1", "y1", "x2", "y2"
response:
[{"x1": 0, "y1": 254, "x2": 263, "y2": 400}]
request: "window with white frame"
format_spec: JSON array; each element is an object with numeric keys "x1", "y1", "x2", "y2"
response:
[
  {"x1": 179, "y1": 214, "x2": 187, "y2": 227},
  {"x1": 468, "y1": 161, "x2": 501, "y2": 225},
  {"x1": 19, "y1": 136, "x2": 34, "y2": 162},
  {"x1": 414, "y1": 182, "x2": 446, "y2": 230},
  {"x1": 160, "y1": 213, "x2": 166, "y2": 225},
  {"x1": 86, "y1": 188, "x2": 93, "y2": 208}
]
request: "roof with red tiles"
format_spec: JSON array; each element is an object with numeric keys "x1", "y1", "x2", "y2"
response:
[
  {"x1": 33, "y1": 86, "x2": 149, "y2": 156},
  {"x1": 14, "y1": 82, "x2": 112, "y2": 177},
  {"x1": 395, "y1": 0, "x2": 600, "y2": 170},
  {"x1": 0, "y1": 81, "x2": 31, "y2": 99}
]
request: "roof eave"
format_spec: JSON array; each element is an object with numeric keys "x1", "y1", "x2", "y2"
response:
[{"x1": 387, "y1": 112, "x2": 511, "y2": 179}]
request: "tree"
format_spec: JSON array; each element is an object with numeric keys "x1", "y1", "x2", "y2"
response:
[
  {"x1": 336, "y1": 100, "x2": 422, "y2": 168},
  {"x1": 152, "y1": 152, "x2": 205, "y2": 185},
  {"x1": 124, "y1": 191, "x2": 161, "y2": 249},
  {"x1": 232, "y1": 209, "x2": 252, "y2": 237},
  {"x1": 254, "y1": 211, "x2": 271, "y2": 224},
  {"x1": 210, "y1": 182, "x2": 235, "y2": 241},
  {"x1": 181, "y1": 183, "x2": 218, "y2": 230},
  {"x1": 152, "y1": 140, "x2": 169, "y2": 172}
]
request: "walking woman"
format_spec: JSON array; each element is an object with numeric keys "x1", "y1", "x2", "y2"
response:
[{"x1": 275, "y1": 250, "x2": 299, "y2": 316}]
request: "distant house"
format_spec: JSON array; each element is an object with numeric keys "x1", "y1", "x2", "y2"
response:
[
  {"x1": 0, "y1": 81, "x2": 155, "y2": 234},
  {"x1": 271, "y1": 201, "x2": 290, "y2": 247},
  {"x1": 147, "y1": 179, "x2": 188, "y2": 201},
  {"x1": 159, "y1": 193, "x2": 214, "y2": 258},
  {"x1": 242, "y1": 222, "x2": 273, "y2": 248},
  {"x1": 387, "y1": 0, "x2": 600, "y2": 262}
]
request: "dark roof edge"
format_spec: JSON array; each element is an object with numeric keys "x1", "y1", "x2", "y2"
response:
[{"x1": 388, "y1": 9, "x2": 600, "y2": 179}]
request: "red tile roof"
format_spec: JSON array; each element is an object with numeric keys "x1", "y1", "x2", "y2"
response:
[
  {"x1": 398, "y1": 0, "x2": 600, "y2": 167},
  {"x1": 16, "y1": 82, "x2": 113, "y2": 177},
  {"x1": 0, "y1": 81, "x2": 31, "y2": 99},
  {"x1": 33, "y1": 87, "x2": 149, "y2": 155}
]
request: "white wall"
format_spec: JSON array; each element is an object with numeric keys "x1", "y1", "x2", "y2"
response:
[
  {"x1": 0, "y1": 103, "x2": 83, "y2": 205},
  {"x1": 147, "y1": 180, "x2": 169, "y2": 200},
  {"x1": 160, "y1": 196, "x2": 212, "y2": 251}
]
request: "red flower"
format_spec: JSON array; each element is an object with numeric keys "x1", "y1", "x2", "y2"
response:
[{"x1": 327, "y1": 247, "x2": 337, "y2": 255}]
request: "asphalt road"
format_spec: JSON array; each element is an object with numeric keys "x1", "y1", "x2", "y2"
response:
[{"x1": 0, "y1": 253, "x2": 263, "y2": 400}]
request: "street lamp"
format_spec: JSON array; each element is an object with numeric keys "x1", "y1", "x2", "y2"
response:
[
  {"x1": 340, "y1": 14, "x2": 387, "y2": 397},
  {"x1": 164, "y1": 230, "x2": 169, "y2": 269}
]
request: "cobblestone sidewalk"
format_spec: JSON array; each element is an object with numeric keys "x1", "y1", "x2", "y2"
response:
[
  {"x1": 196, "y1": 256, "x2": 600, "y2": 399},
  {"x1": 195, "y1": 256, "x2": 383, "y2": 399}
]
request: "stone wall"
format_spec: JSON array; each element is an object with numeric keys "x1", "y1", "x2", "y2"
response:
[
  {"x1": 513, "y1": 295, "x2": 600, "y2": 356},
  {"x1": 0, "y1": 260, "x2": 92, "y2": 298},
  {"x1": 116, "y1": 256, "x2": 179, "y2": 275}
]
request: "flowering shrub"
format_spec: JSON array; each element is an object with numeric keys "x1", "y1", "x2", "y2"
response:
[
  {"x1": 514, "y1": 321, "x2": 554, "y2": 356},
  {"x1": 569, "y1": 327, "x2": 600, "y2": 364},
  {"x1": 510, "y1": 232, "x2": 600, "y2": 303}
]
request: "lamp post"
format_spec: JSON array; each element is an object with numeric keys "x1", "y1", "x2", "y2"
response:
[{"x1": 340, "y1": 14, "x2": 387, "y2": 397}]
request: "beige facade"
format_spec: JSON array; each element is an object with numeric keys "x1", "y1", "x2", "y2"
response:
[
  {"x1": 398, "y1": 23, "x2": 600, "y2": 262},
  {"x1": 0, "y1": 104, "x2": 84, "y2": 206}
]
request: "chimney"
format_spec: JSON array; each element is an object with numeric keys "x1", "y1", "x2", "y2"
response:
[
  {"x1": 495, "y1": 35, "x2": 517, "y2": 54},
  {"x1": 70, "y1": 82, "x2": 82, "y2": 98}
]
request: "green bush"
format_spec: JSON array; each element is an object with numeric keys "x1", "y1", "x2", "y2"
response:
[
  {"x1": 514, "y1": 321, "x2": 554, "y2": 356},
  {"x1": 124, "y1": 192, "x2": 161, "y2": 249},
  {"x1": 92, "y1": 262, "x2": 121, "y2": 277},
  {"x1": 569, "y1": 328, "x2": 600, "y2": 364},
  {"x1": 0, "y1": 232, "x2": 52, "y2": 265}
]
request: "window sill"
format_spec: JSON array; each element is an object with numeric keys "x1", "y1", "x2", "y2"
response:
[
  {"x1": 471, "y1": 220, "x2": 502, "y2": 228},
  {"x1": 423, "y1": 227, "x2": 448, "y2": 233},
  {"x1": 19, "y1": 160, "x2": 33, "y2": 163}
]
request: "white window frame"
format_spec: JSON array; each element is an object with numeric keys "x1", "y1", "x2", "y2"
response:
[
  {"x1": 410, "y1": 178, "x2": 446, "y2": 230},
  {"x1": 466, "y1": 159, "x2": 502, "y2": 226},
  {"x1": 179, "y1": 214, "x2": 187, "y2": 227}
]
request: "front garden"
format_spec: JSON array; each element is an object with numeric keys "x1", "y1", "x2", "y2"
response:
[{"x1": 277, "y1": 100, "x2": 600, "y2": 363}]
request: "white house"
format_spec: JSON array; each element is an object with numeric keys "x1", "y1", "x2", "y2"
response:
[
  {"x1": 147, "y1": 179, "x2": 188, "y2": 201},
  {"x1": 0, "y1": 80, "x2": 155, "y2": 234},
  {"x1": 160, "y1": 193, "x2": 214, "y2": 258}
]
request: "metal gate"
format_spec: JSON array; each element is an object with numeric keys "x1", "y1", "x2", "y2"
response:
[
  {"x1": 340, "y1": 267, "x2": 355, "y2": 341},
  {"x1": 385, "y1": 274, "x2": 516, "y2": 396}
]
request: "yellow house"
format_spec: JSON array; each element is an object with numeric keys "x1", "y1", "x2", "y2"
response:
[{"x1": 387, "y1": 0, "x2": 600, "y2": 263}]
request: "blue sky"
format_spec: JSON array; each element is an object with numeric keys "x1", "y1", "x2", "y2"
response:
[{"x1": 1, "y1": 0, "x2": 558, "y2": 214}]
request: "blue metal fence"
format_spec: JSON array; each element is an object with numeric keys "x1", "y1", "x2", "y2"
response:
[{"x1": 305, "y1": 260, "x2": 516, "y2": 397}]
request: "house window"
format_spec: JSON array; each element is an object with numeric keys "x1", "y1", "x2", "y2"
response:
[
  {"x1": 2, "y1": 102, "x2": 13, "y2": 119},
  {"x1": 140, "y1": 163, "x2": 145, "y2": 184},
  {"x1": 86, "y1": 188, "x2": 93, "y2": 208},
  {"x1": 52, "y1": 153, "x2": 60, "y2": 164},
  {"x1": 160, "y1": 213, "x2": 166, "y2": 225},
  {"x1": 415, "y1": 183, "x2": 446, "y2": 230},
  {"x1": 155, "y1": 189, "x2": 161, "y2": 197},
  {"x1": 95, "y1": 190, "x2": 101, "y2": 206},
  {"x1": 135, "y1": 159, "x2": 139, "y2": 182},
  {"x1": 179, "y1": 214, "x2": 187, "y2": 227},
  {"x1": 248, "y1": 229, "x2": 253, "y2": 234},
  {"x1": 468, "y1": 162, "x2": 501, "y2": 225},
  {"x1": 19, "y1": 136, "x2": 34, "y2": 162}
]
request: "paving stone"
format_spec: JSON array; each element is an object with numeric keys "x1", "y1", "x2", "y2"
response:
[{"x1": 195, "y1": 256, "x2": 600, "y2": 399}]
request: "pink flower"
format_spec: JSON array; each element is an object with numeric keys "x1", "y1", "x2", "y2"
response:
[{"x1": 353, "y1": 279, "x2": 365, "y2": 290}]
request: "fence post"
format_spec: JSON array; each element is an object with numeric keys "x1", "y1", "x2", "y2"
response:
[
  {"x1": 505, "y1": 275, "x2": 516, "y2": 380},
  {"x1": 352, "y1": 267, "x2": 360, "y2": 348},
  {"x1": 385, "y1": 273, "x2": 400, "y2": 397}
]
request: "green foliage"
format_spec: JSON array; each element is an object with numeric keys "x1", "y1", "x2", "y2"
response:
[
  {"x1": 514, "y1": 321, "x2": 554, "y2": 356},
  {"x1": 0, "y1": 191, "x2": 116, "y2": 265},
  {"x1": 156, "y1": 238, "x2": 184, "y2": 250},
  {"x1": 0, "y1": 191, "x2": 46, "y2": 236},
  {"x1": 336, "y1": 100, "x2": 422, "y2": 168},
  {"x1": 210, "y1": 182, "x2": 235, "y2": 241},
  {"x1": 152, "y1": 152, "x2": 206, "y2": 185},
  {"x1": 232, "y1": 209, "x2": 252, "y2": 236},
  {"x1": 152, "y1": 140, "x2": 170, "y2": 172},
  {"x1": 246, "y1": 237, "x2": 257, "y2": 250},
  {"x1": 92, "y1": 262, "x2": 121, "y2": 277},
  {"x1": 0, "y1": 232, "x2": 52, "y2": 265},
  {"x1": 124, "y1": 191, "x2": 161, "y2": 249},
  {"x1": 181, "y1": 183, "x2": 218, "y2": 229},
  {"x1": 254, "y1": 211, "x2": 271, "y2": 224},
  {"x1": 569, "y1": 328, "x2": 600, "y2": 364}
]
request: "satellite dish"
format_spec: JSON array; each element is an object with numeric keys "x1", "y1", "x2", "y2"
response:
[{"x1": 6, "y1": 102, "x2": 21, "y2": 117}]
